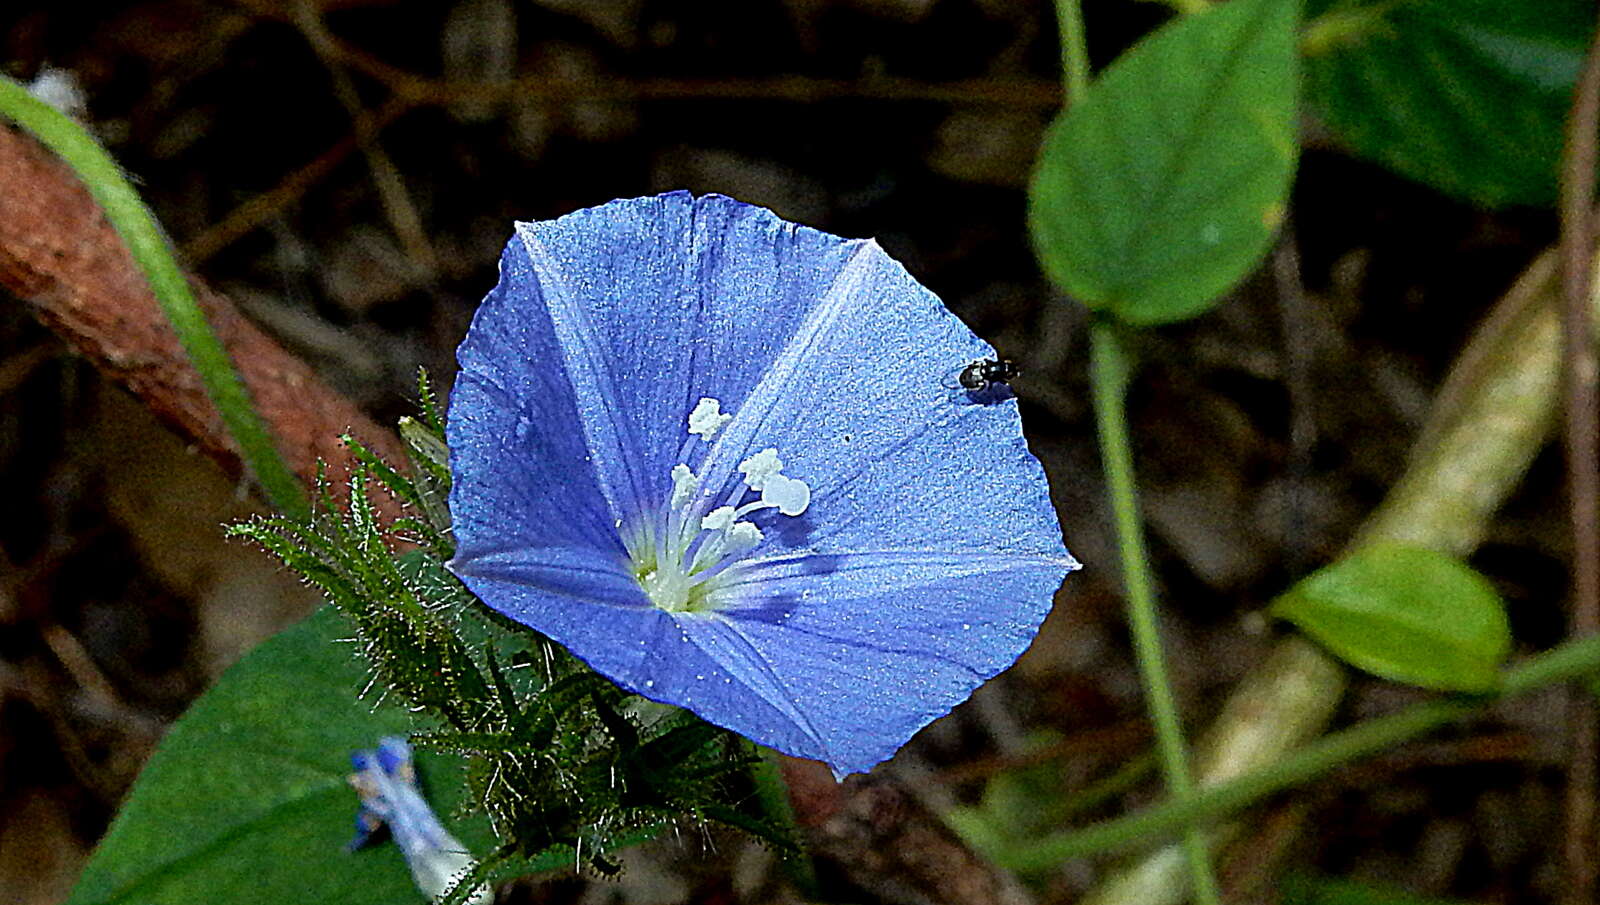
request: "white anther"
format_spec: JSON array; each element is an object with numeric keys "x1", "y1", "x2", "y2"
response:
[
  {"x1": 670, "y1": 464, "x2": 696, "y2": 509},
  {"x1": 687, "y1": 398, "x2": 732, "y2": 439},
  {"x1": 725, "y1": 522, "x2": 763, "y2": 555},
  {"x1": 760, "y1": 473, "x2": 811, "y2": 517},
  {"x1": 701, "y1": 506, "x2": 737, "y2": 531},
  {"x1": 639, "y1": 421, "x2": 812, "y2": 610},
  {"x1": 738, "y1": 448, "x2": 784, "y2": 490}
]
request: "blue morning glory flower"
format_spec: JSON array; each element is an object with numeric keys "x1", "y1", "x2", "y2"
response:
[{"x1": 446, "y1": 192, "x2": 1077, "y2": 776}]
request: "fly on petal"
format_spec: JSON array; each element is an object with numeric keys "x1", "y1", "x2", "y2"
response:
[{"x1": 447, "y1": 192, "x2": 1079, "y2": 776}]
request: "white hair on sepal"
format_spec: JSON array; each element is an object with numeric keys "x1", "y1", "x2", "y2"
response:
[{"x1": 28, "y1": 67, "x2": 88, "y2": 122}]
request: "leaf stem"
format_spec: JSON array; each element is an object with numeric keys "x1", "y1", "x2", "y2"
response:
[
  {"x1": 0, "y1": 74, "x2": 308, "y2": 519},
  {"x1": 1088, "y1": 320, "x2": 1221, "y2": 904},
  {"x1": 1055, "y1": 0, "x2": 1090, "y2": 104},
  {"x1": 998, "y1": 633, "x2": 1600, "y2": 871}
]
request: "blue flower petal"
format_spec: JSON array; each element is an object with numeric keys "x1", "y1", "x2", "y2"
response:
[
  {"x1": 777, "y1": 404, "x2": 1066, "y2": 558},
  {"x1": 450, "y1": 546, "x2": 655, "y2": 682},
  {"x1": 458, "y1": 192, "x2": 863, "y2": 528},
  {"x1": 448, "y1": 192, "x2": 1077, "y2": 775},
  {"x1": 438, "y1": 562, "x2": 825, "y2": 744},
  {"x1": 682, "y1": 234, "x2": 1003, "y2": 519},
  {"x1": 450, "y1": 289, "x2": 625, "y2": 557},
  {"x1": 688, "y1": 550, "x2": 1070, "y2": 774}
]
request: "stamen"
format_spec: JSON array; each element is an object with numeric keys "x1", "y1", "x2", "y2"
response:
[
  {"x1": 738, "y1": 449, "x2": 783, "y2": 490},
  {"x1": 733, "y1": 500, "x2": 768, "y2": 520},
  {"x1": 670, "y1": 464, "x2": 697, "y2": 509},
  {"x1": 701, "y1": 506, "x2": 737, "y2": 531},
  {"x1": 685, "y1": 540, "x2": 761, "y2": 587},
  {"x1": 689, "y1": 533, "x2": 729, "y2": 573},
  {"x1": 725, "y1": 522, "x2": 763, "y2": 554},
  {"x1": 760, "y1": 474, "x2": 810, "y2": 516},
  {"x1": 638, "y1": 404, "x2": 812, "y2": 614},
  {"x1": 688, "y1": 398, "x2": 732, "y2": 439}
]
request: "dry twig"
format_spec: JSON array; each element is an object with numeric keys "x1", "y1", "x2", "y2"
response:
[{"x1": 1556, "y1": 17, "x2": 1600, "y2": 903}]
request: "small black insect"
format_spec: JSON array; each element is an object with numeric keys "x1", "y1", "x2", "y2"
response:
[{"x1": 958, "y1": 357, "x2": 1019, "y2": 392}]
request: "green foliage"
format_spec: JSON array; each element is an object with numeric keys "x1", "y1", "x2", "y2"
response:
[
  {"x1": 943, "y1": 732, "x2": 1071, "y2": 857},
  {"x1": 1281, "y1": 871, "x2": 1486, "y2": 905},
  {"x1": 1271, "y1": 544, "x2": 1511, "y2": 693},
  {"x1": 1029, "y1": 0, "x2": 1299, "y2": 325},
  {"x1": 1303, "y1": 0, "x2": 1592, "y2": 208},
  {"x1": 64, "y1": 604, "x2": 493, "y2": 905},
  {"x1": 944, "y1": 730, "x2": 1156, "y2": 869},
  {"x1": 213, "y1": 376, "x2": 798, "y2": 895}
]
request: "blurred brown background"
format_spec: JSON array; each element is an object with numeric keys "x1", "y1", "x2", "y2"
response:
[{"x1": 0, "y1": 1, "x2": 1579, "y2": 902}]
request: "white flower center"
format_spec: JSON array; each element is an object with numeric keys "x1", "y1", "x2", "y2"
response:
[{"x1": 629, "y1": 397, "x2": 810, "y2": 614}]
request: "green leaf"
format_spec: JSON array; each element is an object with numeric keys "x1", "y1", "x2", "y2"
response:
[
  {"x1": 1303, "y1": 0, "x2": 1591, "y2": 208},
  {"x1": 66, "y1": 605, "x2": 493, "y2": 905},
  {"x1": 1271, "y1": 544, "x2": 1511, "y2": 693},
  {"x1": 1029, "y1": 0, "x2": 1298, "y2": 325}
]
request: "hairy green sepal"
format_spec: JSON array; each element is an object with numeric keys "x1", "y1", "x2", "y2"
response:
[{"x1": 226, "y1": 373, "x2": 798, "y2": 899}]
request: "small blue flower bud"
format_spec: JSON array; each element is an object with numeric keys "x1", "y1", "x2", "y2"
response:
[{"x1": 347, "y1": 737, "x2": 490, "y2": 904}]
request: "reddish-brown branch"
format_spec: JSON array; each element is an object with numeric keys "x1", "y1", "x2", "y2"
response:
[
  {"x1": 781, "y1": 758, "x2": 1031, "y2": 905},
  {"x1": 0, "y1": 122, "x2": 406, "y2": 508}
]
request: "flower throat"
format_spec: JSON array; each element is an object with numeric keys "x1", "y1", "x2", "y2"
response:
[{"x1": 628, "y1": 398, "x2": 810, "y2": 614}]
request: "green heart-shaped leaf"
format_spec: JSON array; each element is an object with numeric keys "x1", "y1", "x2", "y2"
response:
[{"x1": 1029, "y1": 0, "x2": 1299, "y2": 325}]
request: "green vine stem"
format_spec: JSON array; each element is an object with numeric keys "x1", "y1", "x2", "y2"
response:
[
  {"x1": 1059, "y1": 1, "x2": 1218, "y2": 894},
  {"x1": 1089, "y1": 320, "x2": 1222, "y2": 904},
  {"x1": 1074, "y1": 248, "x2": 1572, "y2": 905},
  {"x1": 0, "y1": 74, "x2": 308, "y2": 519},
  {"x1": 999, "y1": 631, "x2": 1600, "y2": 870}
]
